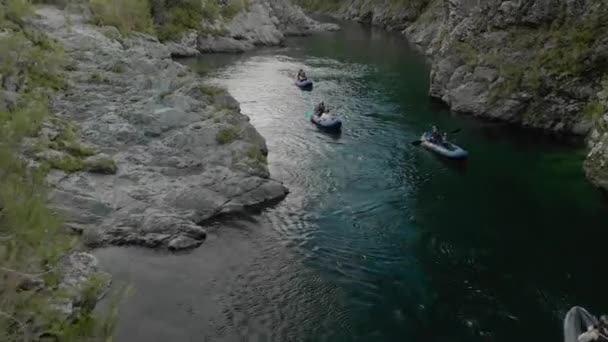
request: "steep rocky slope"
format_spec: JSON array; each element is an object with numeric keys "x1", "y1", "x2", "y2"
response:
[
  {"x1": 300, "y1": 0, "x2": 608, "y2": 191},
  {"x1": 33, "y1": 6, "x2": 289, "y2": 251}
]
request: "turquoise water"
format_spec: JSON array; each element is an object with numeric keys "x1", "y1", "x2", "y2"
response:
[{"x1": 97, "y1": 21, "x2": 608, "y2": 342}]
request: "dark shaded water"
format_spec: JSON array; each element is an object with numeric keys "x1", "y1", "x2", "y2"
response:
[{"x1": 97, "y1": 21, "x2": 608, "y2": 342}]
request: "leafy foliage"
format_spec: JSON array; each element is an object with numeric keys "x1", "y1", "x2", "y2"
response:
[
  {"x1": 89, "y1": 0, "x2": 154, "y2": 33},
  {"x1": 157, "y1": 0, "x2": 203, "y2": 41}
]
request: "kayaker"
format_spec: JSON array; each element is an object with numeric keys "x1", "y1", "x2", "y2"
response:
[
  {"x1": 430, "y1": 125, "x2": 442, "y2": 143},
  {"x1": 297, "y1": 69, "x2": 307, "y2": 81},
  {"x1": 314, "y1": 101, "x2": 326, "y2": 117}
]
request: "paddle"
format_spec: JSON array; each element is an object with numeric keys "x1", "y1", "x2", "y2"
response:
[
  {"x1": 411, "y1": 128, "x2": 461, "y2": 146},
  {"x1": 305, "y1": 111, "x2": 312, "y2": 118}
]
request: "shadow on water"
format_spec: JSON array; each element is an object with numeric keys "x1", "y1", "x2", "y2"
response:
[{"x1": 98, "y1": 18, "x2": 608, "y2": 342}]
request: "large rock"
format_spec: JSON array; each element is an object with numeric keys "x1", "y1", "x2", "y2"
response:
[
  {"x1": 34, "y1": 7, "x2": 288, "y2": 250},
  {"x1": 168, "y1": 235, "x2": 203, "y2": 251},
  {"x1": 52, "y1": 252, "x2": 111, "y2": 317},
  {"x1": 193, "y1": 0, "x2": 340, "y2": 53}
]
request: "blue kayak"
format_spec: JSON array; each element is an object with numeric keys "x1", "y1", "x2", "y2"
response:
[
  {"x1": 295, "y1": 79, "x2": 313, "y2": 89},
  {"x1": 421, "y1": 132, "x2": 468, "y2": 159},
  {"x1": 311, "y1": 114, "x2": 342, "y2": 131}
]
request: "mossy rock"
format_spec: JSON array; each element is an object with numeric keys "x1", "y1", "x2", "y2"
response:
[
  {"x1": 47, "y1": 154, "x2": 86, "y2": 173},
  {"x1": 216, "y1": 126, "x2": 238, "y2": 144},
  {"x1": 83, "y1": 154, "x2": 118, "y2": 174},
  {"x1": 246, "y1": 145, "x2": 267, "y2": 165}
]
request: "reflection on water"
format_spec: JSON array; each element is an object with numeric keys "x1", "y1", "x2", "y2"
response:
[{"x1": 97, "y1": 21, "x2": 608, "y2": 342}]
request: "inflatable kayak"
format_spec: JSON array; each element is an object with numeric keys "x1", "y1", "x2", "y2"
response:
[
  {"x1": 421, "y1": 132, "x2": 468, "y2": 159},
  {"x1": 311, "y1": 114, "x2": 342, "y2": 131},
  {"x1": 295, "y1": 79, "x2": 313, "y2": 89}
]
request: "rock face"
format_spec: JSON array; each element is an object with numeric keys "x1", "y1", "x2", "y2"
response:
[
  {"x1": 169, "y1": 0, "x2": 340, "y2": 54},
  {"x1": 34, "y1": 7, "x2": 288, "y2": 250},
  {"x1": 52, "y1": 252, "x2": 111, "y2": 318},
  {"x1": 305, "y1": 0, "x2": 608, "y2": 192}
]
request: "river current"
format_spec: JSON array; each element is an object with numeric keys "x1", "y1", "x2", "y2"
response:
[{"x1": 96, "y1": 20, "x2": 608, "y2": 342}]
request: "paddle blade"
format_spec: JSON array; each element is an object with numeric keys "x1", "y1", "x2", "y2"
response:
[
  {"x1": 411, "y1": 140, "x2": 422, "y2": 146},
  {"x1": 305, "y1": 111, "x2": 311, "y2": 118}
]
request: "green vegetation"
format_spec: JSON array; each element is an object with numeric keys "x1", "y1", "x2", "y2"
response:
[
  {"x1": 201, "y1": 0, "x2": 220, "y2": 19},
  {"x1": 583, "y1": 77, "x2": 608, "y2": 121},
  {"x1": 157, "y1": 0, "x2": 203, "y2": 41},
  {"x1": 220, "y1": 0, "x2": 248, "y2": 19},
  {"x1": 63, "y1": 140, "x2": 96, "y2": 157},
  {"x1": 583, "y1": 99, "x2": 605, "y2": 120},
  {"x1": 216, "y1": 126, "x2": 238, "y2": 144},
  {"x1": 47, "y1": 154, "x2": 86, "y2": 172},
  {"x1": 246, "y1": 145, "x2": 267, "y2": 164},
  {"x1": 199, "y1": 83, "x2": 224, "y2": 96},
  {"x1": 155, "y1": 0, "x2": 238, "y2": 41},
  {"x1": 109, "y1": 62, "x2": 125, "y2": 73},
  {"x1": 1, "y1": 7, "x2": 120, "y2": 340},
  {"x1": 452, "y1": 41, "x2": 478, "y2": 65},
  {"x1": 0, "y1": 32, "x2": 67, "y2": 92},
  {"x1": 1, "y1": 0, "x2": 32, "y2": 25},
  {"x1": 89, "y1": 0, "x2": 154, "y2": 34},
  {"x1": 84, "y1": 156, "x2": 118, "y2": 174}
]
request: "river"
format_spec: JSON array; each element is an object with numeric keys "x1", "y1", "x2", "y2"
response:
[{"x1": 95, "y1": 20, "x2": 608, "y2": 342}]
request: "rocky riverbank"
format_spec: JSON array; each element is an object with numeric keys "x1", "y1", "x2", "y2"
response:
[
  {"x1": 31, "y1": 6, "x2": 290, "y2": 251},
  {"x1": 156, "y1": 0, "x2": 340, "y2": 55},
  {"x1": 299, "y1": 0, "x2": 608, "y2": 192}
]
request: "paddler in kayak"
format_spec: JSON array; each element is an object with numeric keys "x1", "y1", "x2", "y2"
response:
[
  {"x1": 429, "y1": 125, "x2": 444, "y2": 144},
  {"x1": 297, "y1": 69, "x2": 307, "y2": 82},
  {"x1": 314, "y1": 101, "x2": 327, "y2": 117}
]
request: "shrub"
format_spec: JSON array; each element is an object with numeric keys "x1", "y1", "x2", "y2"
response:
[
  {"x1": 201, "y1": 0, "x2": 220, "y2": 20},
  {"x1": 216, "y1": 126, "x2": 238, "y2": 144},
  {"x1": 89, "y1": 0, "x2": 154, "y2": 34},
  {"x1": 246, "y1": 145, "x2": 267, "y2": 164},
  {"x1": 84, "y1": 156, "x2": 117, "y2": 174},
  {"x1": 199, "y1": 84, "x2": 224, "y2": 96},
  {"x1": 1, "y1": 0, "x2": 32, "y2": 24},
  {"x1": 0, "y1": 13, "x2": 120, "y2": 341},
  {"x1": 157, "y1": 0, "x2": 203, "y2": 41}
]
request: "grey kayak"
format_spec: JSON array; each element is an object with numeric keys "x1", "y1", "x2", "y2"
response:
[
  {"x1": 295, "y1": 79, "x2": 313, "y2": 89},
  {"x1": 311, "y1": 114, "x2": 342, "y2": 131},
  {"x1": 421, "y1": 133, "x2": 468, "y2": 159}
]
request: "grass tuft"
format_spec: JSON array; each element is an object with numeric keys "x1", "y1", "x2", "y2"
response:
[{"x1": 216, "y1": 126, "x2": 238, "y2": 144}]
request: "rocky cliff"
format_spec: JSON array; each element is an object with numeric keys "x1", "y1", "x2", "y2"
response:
[{"x1": 301, "y1": 0, "x2": 608, "y2": 192}]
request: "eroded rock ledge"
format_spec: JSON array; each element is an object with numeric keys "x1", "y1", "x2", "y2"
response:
[
  {"x1": 165, "y1": 0, "x2": 340, "y2": 55},
  {"x1": 34, "y1": 6, "x2": 288, "y2": 251}
]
